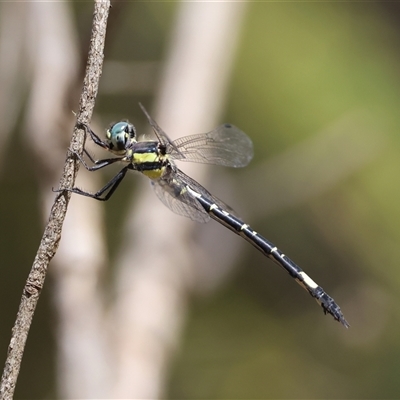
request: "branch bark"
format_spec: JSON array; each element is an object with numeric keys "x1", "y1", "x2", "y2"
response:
[{"x1": 0, "y1": 2, "x2": 110, "y2": 398}]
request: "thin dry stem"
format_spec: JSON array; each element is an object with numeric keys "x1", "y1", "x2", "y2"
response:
[{"x1": 0, "y1": 2, "x2": 110, "y2": 398}]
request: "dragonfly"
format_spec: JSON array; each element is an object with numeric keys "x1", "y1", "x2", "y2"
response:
[{"x1": 60, "y1": 103, "x2": 349, "y2": 327}]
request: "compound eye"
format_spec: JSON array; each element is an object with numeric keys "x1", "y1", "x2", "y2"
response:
[
  {"x1": 108, "y1": 122, "x2": 130, "y2": 151},
  {"x1": 125, "y1": 123, "x2": 136, "y2": 139}
]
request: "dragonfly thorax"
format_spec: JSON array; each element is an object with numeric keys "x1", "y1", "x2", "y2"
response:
[{"x1": 130, "y1": 140, "x2": 170, "y2": 180}]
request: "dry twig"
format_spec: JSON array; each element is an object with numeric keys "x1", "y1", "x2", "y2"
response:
[{"x1": 0, "y1": 2, "x2": 110, "y2": 398}]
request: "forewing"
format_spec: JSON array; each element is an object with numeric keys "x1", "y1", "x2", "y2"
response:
[
  {"x1": 139, "y1": 103, "x2": 183, "y2": 156},
  {"x1": 172, "y1": 124, "x2": 254, "y2": 168}
]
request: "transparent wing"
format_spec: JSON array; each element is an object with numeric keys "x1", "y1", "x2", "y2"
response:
[
  {"x1": 139, "y1": 102, "x2": 184, "y2": 157},
  {"x1": 172, "y1": 124, "x2": 254, "y2": 167},
  {"x1": 139, "y1": 103, "x2": 253, "y2": 168},
  {"x1": 151, "y1": 167, "x2": 239, "y2": 223},
  {"x1": 151, "y1": 172, "x2": 210, "y2": 223}
]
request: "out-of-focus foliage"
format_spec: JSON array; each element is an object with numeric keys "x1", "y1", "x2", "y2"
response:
[{"x1": 1, "y1": 1, "x2": 400, "y2": 398}]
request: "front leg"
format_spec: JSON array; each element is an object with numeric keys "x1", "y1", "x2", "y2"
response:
[
  {"x1": 78, "y1": 121, "x2": 110, "y2": 151},
  {"x1": 70, "y1": 146, "x2": 125, "y2": 172}
]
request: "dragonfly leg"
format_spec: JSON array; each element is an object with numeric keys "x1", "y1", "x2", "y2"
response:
[
  {"x1": 69, "y1": 146, "x2": 125, "y2": 171},
  {"x1": 78, "y1": 122, "x2": 110, "y2": 150},
  {"x1": 54, "y1": 165, "x2": 130, "y2": 201}
]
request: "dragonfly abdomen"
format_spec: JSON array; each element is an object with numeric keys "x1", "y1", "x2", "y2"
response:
[{"x1": 187, "y1": 185, "x2": 349, "y2": 327}]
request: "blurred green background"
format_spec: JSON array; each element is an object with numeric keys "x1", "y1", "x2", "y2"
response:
[{"x1": 1, "y1": 1, "x2": 400, "y2": 398}]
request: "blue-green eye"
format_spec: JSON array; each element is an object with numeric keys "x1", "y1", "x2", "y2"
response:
[{"x1": 106, "y1": 122, "x2": 136, "y2": 151}]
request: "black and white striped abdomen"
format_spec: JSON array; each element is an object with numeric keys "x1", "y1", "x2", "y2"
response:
[{"x1": 186, "y1": 185, "x2": 348, "y2": 327}]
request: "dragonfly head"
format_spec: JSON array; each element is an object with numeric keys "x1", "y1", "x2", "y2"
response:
[{"x1": 106, "y1": 121, "x2": 136, "y2": 153}]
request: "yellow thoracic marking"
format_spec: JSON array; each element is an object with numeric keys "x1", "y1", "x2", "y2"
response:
[
  {"x1": 132, "y1": 151, "x2": 164, "y2": 179},
  {"x1": 133, "y1": 152, "x2": 160, "y2": 163},
  {"x1": 142, "y1": 169, "x2": 164, "y2": 180},
  {"x1": 209, "y1": 204, "x2": 218, "y2": 211}
]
